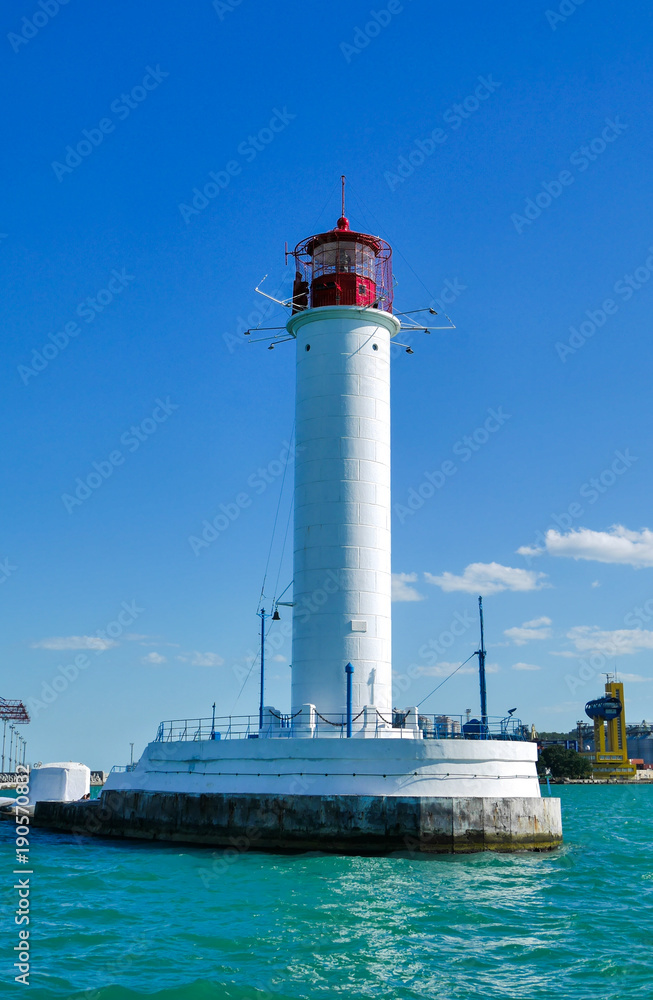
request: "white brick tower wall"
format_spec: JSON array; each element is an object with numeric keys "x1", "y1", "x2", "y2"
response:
[{"x1": 287, "y1": 305, "x2": 401, "y2": 719}]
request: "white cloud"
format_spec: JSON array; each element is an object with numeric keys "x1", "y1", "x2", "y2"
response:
[
  {"x1": 392, "y1": 572, "x2": 424, "y2": 602},
  {"x1": 512, "y1": 662, "x2": 541, "y2": 671},
  {"x1": 142, "y1": 651, "x2": 166, "y2": 665},
  {"x1": 414, "y1": 661, "x2": 477, "y2": 678},
  {"x1": 504, "y1": 616, "x2": 552, "y2": 645},
  {"x1": 415, "y1": 660, "x2": 499, "y2": 677},
  {"x1": 272, "y1": 654, "x2": 286, "y2": 663},
  {"x1": 31, "y1": 636, "x2": 117, "y2": 651},
  {"x1": 565, "y1": 626, "x2": 653, "y2": 656},
  {"x1": 516, "y1": 544, "x2": 544, "y2": 558},
  {"x1": 177, "y1": 651, "x2": 225, "y2": 667},
  {"x1": 123, "y1": 634, "x2": 181, "y2": 647},
  {"x1": 425, "y1": 562, "x2": 549, "y2": 596},
  {"x1": 619, "y1": 673, "x2": 653, "y2": 683},
  {"x1": 539, "y1": 700, "x2": 579, "y2": 714},
  {"x1": 591, "y1": 580, "x2": 601, "y2": 588},
  {"x1": 520, "y1": 525, "x2": 653, "y2": 568}
]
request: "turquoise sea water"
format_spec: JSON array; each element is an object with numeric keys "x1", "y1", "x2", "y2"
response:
[{"x1": 3, "y1": 786, "x2": 653, "y2": 999}]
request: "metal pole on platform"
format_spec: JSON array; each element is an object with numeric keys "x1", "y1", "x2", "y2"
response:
[
  {"x1": 345, "y1": 662, "x2": 354, "y2": 737},
  {"x1": 477, "y1": 596, "x2": 488, "y2": 729},
  {"x1": 9, "y1": 725, "x2": 14, "y2": 772},
  {"x1": 1, "y1": 719, "x2": 6, "y2": 772},
  {"x1": 259, "y1": 609, "x2": 265, "y2": 730}
]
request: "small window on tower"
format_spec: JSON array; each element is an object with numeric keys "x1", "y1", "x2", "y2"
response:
[
  {"x1": 372, "y1": 344, "x2": 378, "y2": 351},
  {"x1": 305, "y1": 344, "x2": 310, "y2": 351}
]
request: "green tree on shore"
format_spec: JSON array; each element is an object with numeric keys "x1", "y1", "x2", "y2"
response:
[{"x1": 537, "y1": 745, "x2": 592, "y2": 779}]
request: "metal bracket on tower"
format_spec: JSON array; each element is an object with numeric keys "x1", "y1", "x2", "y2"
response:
[{"x1": 255, "y1": 275, "x2": 294, "y2": 308}]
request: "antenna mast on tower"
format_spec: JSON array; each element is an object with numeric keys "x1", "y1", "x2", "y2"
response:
[{"x1": 477, "y1": 597, "x2": 488, "y2": 726}]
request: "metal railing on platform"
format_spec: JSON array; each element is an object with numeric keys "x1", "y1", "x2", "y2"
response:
[{"x1": 152, "y1": 712, "x2": 529, "y2": 743}]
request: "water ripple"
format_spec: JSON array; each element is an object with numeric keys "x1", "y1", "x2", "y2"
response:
[{"x1": 2, "y1": 786, "x2": 652, "y2": 999}]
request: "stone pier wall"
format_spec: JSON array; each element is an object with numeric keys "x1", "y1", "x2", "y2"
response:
[{"x1": 34, "y1": 790, "x2": 562, "y2": 853}]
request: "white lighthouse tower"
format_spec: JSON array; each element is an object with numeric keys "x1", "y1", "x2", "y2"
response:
[
  {"x1": 95, "y1": 194, "x2": 562, "y2": 854},
  {"x1": 288, "y1": 214, "x2": 398, "y2": 722}
]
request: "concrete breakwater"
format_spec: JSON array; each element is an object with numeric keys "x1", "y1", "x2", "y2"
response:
[{"x1": 34, "y1": 790, "x2": 562, "y2": 853}]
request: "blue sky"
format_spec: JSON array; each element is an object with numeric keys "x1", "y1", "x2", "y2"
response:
[{"x1": 2, "y1": 0, "x2": 653, "y2": 769}]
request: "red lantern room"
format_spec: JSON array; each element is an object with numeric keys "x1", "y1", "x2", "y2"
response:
[{"x1": 288, "y1": 182, "x2": 393, "y2": 314}]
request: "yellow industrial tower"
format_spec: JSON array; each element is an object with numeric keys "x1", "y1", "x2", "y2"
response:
[{"x1": 584, "y1": 678, "x2": 637, "y2": 779}]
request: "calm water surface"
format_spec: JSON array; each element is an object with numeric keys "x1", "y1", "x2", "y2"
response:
[{"x1": 2, "y1": 786, "x2": 652, "y2": 999}]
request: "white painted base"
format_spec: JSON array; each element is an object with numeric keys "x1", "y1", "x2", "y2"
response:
[{"x1": 103, "y1": 737, "x2": 541, "y2": 799}]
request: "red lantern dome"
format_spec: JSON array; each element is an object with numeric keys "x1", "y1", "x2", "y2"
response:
[{"x1": 288, "y1": 216, "x2": 393, "y2": 314}]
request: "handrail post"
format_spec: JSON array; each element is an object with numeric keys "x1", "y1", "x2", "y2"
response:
[{"x1": 345, "y1": 662, "x2": 354, "y2": 738}]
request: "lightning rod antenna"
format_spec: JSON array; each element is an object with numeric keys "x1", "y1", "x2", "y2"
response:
[{"x1": 341, "y1": 175, "x2": 346, "y2": 218}]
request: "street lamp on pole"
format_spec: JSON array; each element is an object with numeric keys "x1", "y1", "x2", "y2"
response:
[{"x1": 258, "y1": 605, "x2": 281, "y2": 730}]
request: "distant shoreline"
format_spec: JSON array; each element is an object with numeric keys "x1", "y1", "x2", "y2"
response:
[{"x1": 540, "y1": 777, "x2": 653, "y2": 785}]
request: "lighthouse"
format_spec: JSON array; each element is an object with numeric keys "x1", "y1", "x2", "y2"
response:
[
  {"x1": 79, "y1": 191, "x2": 563, "y2": 854},
  {"x1": 287, "y1": 214, "x2": 399, "y2": 723}
]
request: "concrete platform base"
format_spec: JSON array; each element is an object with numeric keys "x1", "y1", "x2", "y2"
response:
[{"x1": 34, "y1": 790, "x2": 562, "y2": 854}]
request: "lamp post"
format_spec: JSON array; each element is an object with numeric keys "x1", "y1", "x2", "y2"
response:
[
  {"x1": 258, "y1": 606, "x2": 281, "y2": 730},
  {"x1": 1, "y1": 719, "x2": 6, "y2": 772}
]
